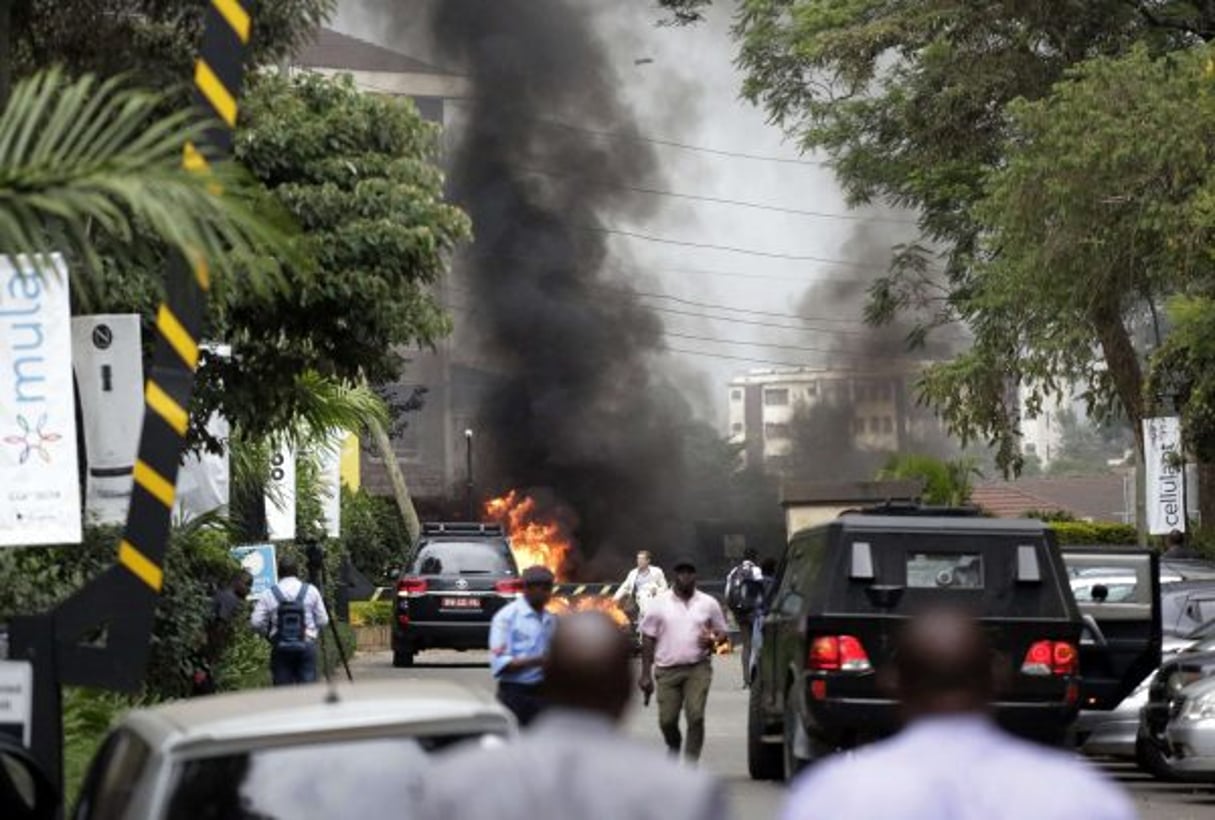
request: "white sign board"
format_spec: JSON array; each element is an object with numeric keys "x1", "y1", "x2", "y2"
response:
[
  {"x1": 232, "y1": 543, "x2": 278, "y2": 599},
  {"x1": 317, "y1": 433, "x2": 342, "y2": 538},
  {"x1": 265, "y1": 442, "x2": 296, "y2": 541},
  {"x1": 72, "y1": 314, "x2": 144, "y2": 526},
  {"x1": 1144, "y1": 416, "x2": 1186, "y2": 535},
  {"x1": 0, "y1": 255, "x2": 83, "y2": 546},
  {"x1": 0, "y1": 660, "x2": 33, "y2": 747},
  {"x1": 175, "y1": 344, "x2": 230, "y2": 522}
]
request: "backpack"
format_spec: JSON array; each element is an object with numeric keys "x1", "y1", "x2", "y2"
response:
[
  {"x1": 271, "y1": 583, "x2": 311, "y2": 652},
  {"x1": 726, "y1": 561, "x2": 759, "y2": 614}
]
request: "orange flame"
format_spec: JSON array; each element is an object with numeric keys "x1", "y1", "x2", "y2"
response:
[{"x1": 485, "y1": 490, "x2": 572, "y2": 581}]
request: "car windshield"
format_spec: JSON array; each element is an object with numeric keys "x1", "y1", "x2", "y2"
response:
[
  {"x1": 164, "y1": 734, "x2": 497, "y2": 820},
  {"x1": 411, "y1": 541, "x2": 514, "y2": 575}
]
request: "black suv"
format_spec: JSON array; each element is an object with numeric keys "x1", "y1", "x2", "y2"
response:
[
  {"x1": 392, "y1": 523, "x2": 522, "y2": 667},
  {"x1": 748, "y1": 508, "x2": 1160, "y2": 781}
]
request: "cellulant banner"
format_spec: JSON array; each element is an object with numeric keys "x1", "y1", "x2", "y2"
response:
[
  {"x1": 0, "y1": 255, "x2": 83, "y2": 546},
  {"x1": 1144, "y1": 416, "x2": 1186, "y2": 536},
  {"x1": 174, "y1": 344, "x2": 231, "y2": 522},
  {"x1": 72, "y1": 314, "x2": 144, "y2": 526},
  {"x1": 265, "y1": 441, "x2": 296, "y2": 541}
]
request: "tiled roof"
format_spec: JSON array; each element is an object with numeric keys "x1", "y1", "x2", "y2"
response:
[
  {"x1": 972, "y1": 474, "x2": 1130, "y2": 522},
  {"x1": 293, "y1": 28, "x2": 449, "y2": 76}
]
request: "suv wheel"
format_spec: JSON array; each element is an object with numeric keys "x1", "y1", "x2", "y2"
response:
[
  {"x1": 747, "y1": 681, "x2": 782, "y2": 781},
  {"x1": 392, "y1": 648, "x2": 415, "y2": 668}
]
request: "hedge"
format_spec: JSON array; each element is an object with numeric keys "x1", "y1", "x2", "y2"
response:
[{"x1": 1048, "y1": 521, "x2": 1139, "y2": 546}]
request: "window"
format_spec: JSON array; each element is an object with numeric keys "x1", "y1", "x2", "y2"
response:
[
  {"x1": 731, "y1": 389, "x2": 743, "y2": 402},
  {"x1": 882, "y1": 417, "x2": 894, "y2": 434},
  {"x1": 731, "y1": 422, "x2": 743, "y2": 434},
  {"x1": 852, "y1": 417, "x2": 865, "y2": 435},
  {"x1": 75, "y1": 730, "x2": 153, "y2": 820},
  {"x1": 907, "y1": 553, "x2": 984, "y2": 589},
  {"x1": 411, "y1": 541, "x2": 515, "y2": 575},
  {"x1": 164, "y1": 735, "x2": 502, "y2": 820},
  {"x1": 764, "y1": 388, "x2": 790, "y2": 406},
  {"x1": 869, "y1": 417, "x2": 882, "y2": 434},
  {"x1": 877, "y1": 382, "x2": 893, "y2": 401},
  {"x1": 805, "y1": 381, "x2": 818, "y2": 397},
  {"x1": 764, "y1": 422, "x2": 790, "y2": 440}
]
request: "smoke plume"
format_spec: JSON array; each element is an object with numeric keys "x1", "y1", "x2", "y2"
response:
[{"x1": 430, "y1": 0, "x2": 702, "y2": 572}]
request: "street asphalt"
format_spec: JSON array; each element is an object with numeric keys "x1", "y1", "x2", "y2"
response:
[{"x1": 352, "y1": 648, "x2": 1215, "y2": 820}]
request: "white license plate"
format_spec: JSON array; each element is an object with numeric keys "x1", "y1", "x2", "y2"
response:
[{"x1": 441, "y1": 597, "x2": 480, "y2": 609}]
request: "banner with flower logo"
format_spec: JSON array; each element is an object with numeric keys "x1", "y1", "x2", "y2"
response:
[{"x1": 0, "y1": 255, "x2": 82, "y2": 546}]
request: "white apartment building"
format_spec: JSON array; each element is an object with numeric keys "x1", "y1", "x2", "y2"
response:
[
  {"x1": 727, "y1": 367, "x2": 908, "y2": 470},
  {"x1": 1016, "y1": 382, "x2": 1089, "y2": 468}
]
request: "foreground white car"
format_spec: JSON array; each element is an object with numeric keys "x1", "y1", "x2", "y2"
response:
[
  {"x1": 72, "y1": 680, "x2": 513, "y2": 820},
  {"x1": 1165, "y1": 675, "x2": 1215, "y2": 781}
]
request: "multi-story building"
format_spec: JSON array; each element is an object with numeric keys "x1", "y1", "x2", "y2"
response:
[{"x1": 727, "y1": 366, "x2": 922, "y2": 471}]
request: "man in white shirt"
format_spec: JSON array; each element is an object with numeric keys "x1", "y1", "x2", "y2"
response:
[
  {"x1": 250, "y1": 556, "x2": 329, "y2": 685},
  {"x1": 613, "y1": 550, "x2": 668, "y2": 622},
  {"x1": 780, "y1": 609, "x2": 1136, "y2": 820},
  {"x1": 419, "y1": 611, "x2": 726, "y2": 820}
]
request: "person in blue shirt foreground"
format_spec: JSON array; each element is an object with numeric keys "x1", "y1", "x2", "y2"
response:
[
  {"x1": 782, "y1": 608, "x2": 1136, "y2": 820},
  {"x1": 489, "y1": 564, "x2": 556, "y2": 726}
]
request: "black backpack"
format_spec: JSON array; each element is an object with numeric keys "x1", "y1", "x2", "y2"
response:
[
  {"x1": 726, "y1": 561, "x2": 758, "y2": 614},
  {"x1": 271, "y1": 583, "x2": 311, "y2": 652}
]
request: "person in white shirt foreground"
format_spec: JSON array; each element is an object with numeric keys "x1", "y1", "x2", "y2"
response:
[
  {"x1": 419, "y1": 611, "x2": 726, "y2": 820},
  {"x1": 781, "y1": 608, "x2": 1136, "y2": 820}
]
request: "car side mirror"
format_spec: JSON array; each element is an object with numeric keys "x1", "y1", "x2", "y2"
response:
[{"x1": 0, "y1": 739, "x2": 58, "y2": 820}]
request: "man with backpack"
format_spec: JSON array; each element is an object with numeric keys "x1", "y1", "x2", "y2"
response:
[
  {"x1": 724, "y1": 548, "x2": 764, "y2": 686},
  {"x1": 251, "y1": 556, "x2": 330, "y2": 685}
]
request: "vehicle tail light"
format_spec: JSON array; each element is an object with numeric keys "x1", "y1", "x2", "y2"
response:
[
  {"x1": 495, "y1": 578, "x2": 524, "y2": 596},
  {"x1": 807, "y1": 635, "x2": 872, "y2": 672},
  {"x1": 397, "y1": 576, "x2": 428, "y2": 596},
  {"x1": 397, "y1": 614, "x2": 410, "y2": 626},
  {"x1": 1021, "y1": 640, "x2": 1078, "y2": 676}
]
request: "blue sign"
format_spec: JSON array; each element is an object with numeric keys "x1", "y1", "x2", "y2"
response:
[{"x1": 231, "y1": 543, "x2": 278, "y2": 599}]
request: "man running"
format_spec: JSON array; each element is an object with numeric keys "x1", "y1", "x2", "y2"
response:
[
  {"x1": 613, "y1": 549, "x2": 668, "y2": 624},
  {"x1": 638, "y1": 556, "x2": 728, "y2": 763},
  {"x1": 489, "y1": 565, "x2": 557, "y2": 726}
]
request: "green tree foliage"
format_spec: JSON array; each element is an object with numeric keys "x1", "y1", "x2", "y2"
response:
[
  {"x1": 191, "y1": 72, "x2": 471, "y2": 439},
  {"x1": 340, "y1": 487, "x2": 411, "y2": 583},
  {"x1": 878, "y1": 453, "x2": 978, "y2": 506},
  {"x1": 0, "y1": 69, "x2": 295, "y2": 294},
  {"x1": 11, "y1": 0, "x2": 335, "y2": 88},
  {"x1": 922, "y1": 46, "x2": 1215, "y2": 468}
]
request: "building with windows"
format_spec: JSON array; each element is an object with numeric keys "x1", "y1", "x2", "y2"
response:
[
  {"x1": 290, "y1": 29, "x2": 480, "y2": 507},
  {"x1": 727, "y1": 367, "x2": 925, "y2": 471}
]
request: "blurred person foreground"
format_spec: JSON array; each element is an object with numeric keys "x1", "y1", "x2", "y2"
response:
[
  {"x1": 421, "y1": 611, "x2": 727, "y2": 820},
  {"x1": 780, "y1": 608, "x2": 1136, "y2": 820}
]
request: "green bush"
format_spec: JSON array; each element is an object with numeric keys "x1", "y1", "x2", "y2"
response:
[
  {"x1": 340, "y1": 488, "x2": 410, "y2": 583},
  {"x1": 1048, "y1": 521, "x2": 1139, "y2": 545},
  {"x1": 349, "y1": 600, "x2": 393, "y2": 626}
]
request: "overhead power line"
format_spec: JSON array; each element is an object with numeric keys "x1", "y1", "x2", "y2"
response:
[
  {"x1": 512, "y1": 165, "x2": 917, "y2": 225},
  {"x1": 581, "y1": 225, "x2": 882, "y2": 268},
  {"x1": 443, "y1": 99, "x2": 823, "y2": 166}
]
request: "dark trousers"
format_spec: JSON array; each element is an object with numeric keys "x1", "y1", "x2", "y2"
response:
[
  {"x1": 737, "y1": 614, "x2": 754, "y2": 683},
  {"x1": 271, "y1": 643, "x2": 318, "y2": 686},
  {"x1": 497, "y1": 681, "x2": 545, "y2": 726},
  {"x1": 656, "y1": 660, "x2": 713, "y2": 761}
]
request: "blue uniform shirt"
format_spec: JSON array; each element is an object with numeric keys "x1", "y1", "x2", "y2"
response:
[{"x1": 489, "y1": 597, "x2": 556, "y2": 685}]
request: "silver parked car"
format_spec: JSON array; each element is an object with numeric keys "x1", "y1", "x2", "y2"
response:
[
  {"x1": 1164, "y1": 674, "x2": 1215, "y2": 781},
  {"x1": 1073, "y1": 672, "x2": 1153, "y2": 758},
  {"x1": 72, "y1": 680, "x2": 513, "y2": 820}
]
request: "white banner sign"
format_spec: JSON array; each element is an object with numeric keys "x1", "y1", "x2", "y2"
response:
[
  {"x1": 265, "y1": 442, "x2": 296, "y2": 541},
  {"x1": 0, "y1": 255, "x2": 82, "y2": 546},
  {"x1": 72, "y1": 314, "x2": 144, "y2": 526},
  {"x1": 318, "y1": 433, "x2": 342, "y2": 538},
  {"x1": 1144, "y1": 416, "x2": 1186, "y2": 535},
  {"x1": 175, "y1": 344, "x2": 231, "y2": 522},
  {"x1": 0, "y1": 660, "x2": 33, "y2": 747}
]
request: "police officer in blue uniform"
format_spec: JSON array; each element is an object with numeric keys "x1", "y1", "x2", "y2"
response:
[{"x1": 489, "y1": 565, "x2": 557, "y2": 725}]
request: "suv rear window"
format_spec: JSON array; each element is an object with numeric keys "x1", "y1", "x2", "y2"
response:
[{"x1": 411, "y1": 541, "x2": 515, "y2": 575}]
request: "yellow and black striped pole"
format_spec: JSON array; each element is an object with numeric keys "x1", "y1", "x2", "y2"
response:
[{"x1": 117, "y1": 0, "x2": 252, "y2": 599}]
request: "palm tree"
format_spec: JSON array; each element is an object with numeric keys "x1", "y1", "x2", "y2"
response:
[
  {"x1": 879, "y1": 453, "x2": 982, "y2": 507},
  {"x1": 0, "y1": 68, "x2": 295, "y2": 284}
]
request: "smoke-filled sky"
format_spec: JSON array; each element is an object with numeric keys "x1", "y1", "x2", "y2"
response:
[{"x1": 330, "y1": 0, "x2": 920, "y2": 427}]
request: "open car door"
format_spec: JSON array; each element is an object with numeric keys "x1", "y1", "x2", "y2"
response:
[{"x1": 1062, "y1": 547, "x2": 1162, "y2": 710}]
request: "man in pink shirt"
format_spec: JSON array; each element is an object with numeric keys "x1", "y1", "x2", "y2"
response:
[{"x1": 639, "y1": 556, "x2": 729, "y2": 762}]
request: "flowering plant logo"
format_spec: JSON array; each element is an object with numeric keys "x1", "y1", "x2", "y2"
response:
[{"x1": 4, "y1": 414, "x2": 63, "y2": 464}]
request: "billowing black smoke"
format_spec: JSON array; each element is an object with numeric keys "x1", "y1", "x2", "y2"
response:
[{"x1": 432, "y1": 0, "x2": 700, "y2": 573}]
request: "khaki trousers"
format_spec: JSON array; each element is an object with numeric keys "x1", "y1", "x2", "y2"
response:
[{"x1": 655, "y1": 659, "x2": 713, "y2": 761}]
